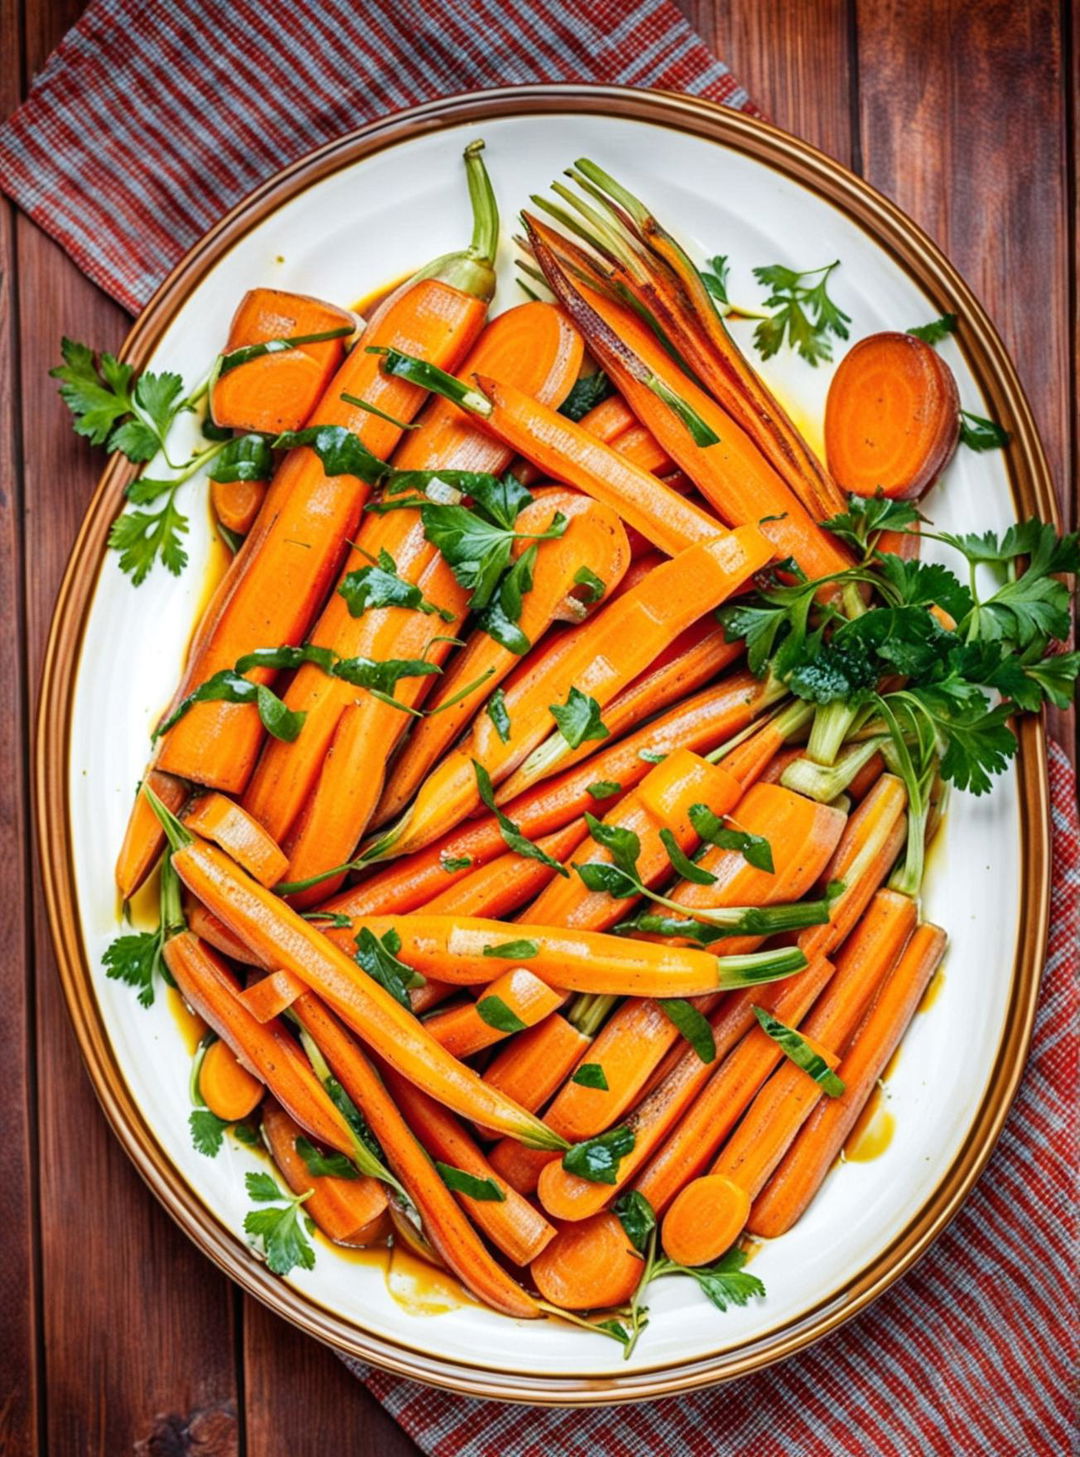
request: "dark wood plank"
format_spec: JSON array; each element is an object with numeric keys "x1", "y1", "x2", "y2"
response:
[
  {"x1": 679, "y1": 0, "x2": 854, "y2": 165},
  {"x1": 243, "y1": 1301, "x2": 420, "y2": 1457}
]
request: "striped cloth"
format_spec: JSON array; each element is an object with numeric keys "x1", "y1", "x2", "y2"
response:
[{"x1": 2, "y1": 5, "x2": 1075, "y2": 1453}]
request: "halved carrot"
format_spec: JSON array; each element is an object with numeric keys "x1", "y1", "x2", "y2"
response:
[
  {"x1": 162, "y1": 930, "x2": 355, "y2": 1154},
  {"x1": 182, "y1": 792, "x2": 289, "y2": 887},
  {"x1": 424, "y1": 969, "x2": 564, "y2": 1059},
  {"x1": 376, "y1": 528, "x2": 774, "y2": 858},
  {"x1": 530, "y1": 1212, "x2": 643, "y2": 1311},
  {"x1": 116, "y1": 769, "x2": 188, "y2": 901},
  {"x1": 261, "y1": 1098, "x2": 389, "y2": 1247},
  {"x1": 183, "y1": 895, "x2": 261, "y2": 965},
  {"x1": 240, "y1": 969, "x2": 305, "y2": 1023},
  {"x1": 483, "y1": 1014, "x2": 591, "y2": 1111},
  {"x1": 382, "y1": 1068, "x2": 556, "y2": 1265},
  {"x1": 198, "y1": 1036, "x2": 264, "y2": 1121},
  {"x1": 824, "y1": 333, "x2": 960, "y2": 499},
  {"x1": 165, "y1": 828, "x2": 566, "y2": 1149},
  {"x1": 209, "y1": 287, "x2": 356, "y2": 435},
  {"x1": 292, "y1": 991, "x2": 539, "y2": 1318},
  {"x1": 210, "y1": 476, "x2": 267, "y2": 538},
  {"x1": 749, "y1": 922, "x2": 948, "y2": 1236},
  {"x1": 660, "y1": 1174, "x2": 750, "y2": 1268}
]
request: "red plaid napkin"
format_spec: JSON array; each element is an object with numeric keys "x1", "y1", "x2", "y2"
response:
[{"x1": 3, "y1": 4, "x2": 1075, "y2": 1451}]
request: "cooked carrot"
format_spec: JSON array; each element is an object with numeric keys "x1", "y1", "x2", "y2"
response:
[
  {"x1": 578, "y1": 393, "x2": 637, "y2": 441},
  {"x1": 608, "y1": 422, "x2": 673, "y2": 474},
  {"x1": 261, "y1": 1098, "x2": 389, "y2": 1246},
  {"x1": 749, "y1": 922, "x2": 948, "y2": 1237},
  {"x1": 369, "y1": 491, "x2": 630, "y2": 827},
  {"x1": 375, "y1": 529, "x2": 774, "y2": 859},
  {"x1": 660, "y1": 1174, "x2": 750, "y2": 1268},
  {"x1": 183, "y1": 894, "x2": 261, "y2": 965},
  {"x1": 209, "y1": 288, "x2": 356, "y2": 435},
  {"x1": 524, "y1": 217, "x2": 853, "y2": 581},
  {"x1": 182, "y1": 792, "x2": 289, "y2": 887},
  {"x1": 824, "y1": 333, "x2": 960, "y2": 499},
  {"x1": 424, "y1": 969, "x2": 565, "y2": 1059},
  {"x1": 382, "y1": 1068, "x2": 556, "y2": 1265},
  {"x1": 161, "y1": 931, "x2": 355, "y2": 1154},
  {"x1": 319, "y1": 674, "x2": 778, "y2": 922},
  {"x1": 292, "y1": 992, "x2": 539, "y2": 1317},
  {"x1": 535, "y1": 956, "x2": 834, "y2": 1222},
  {"x1": 240, "y1": 969, "x2": 306, "y2": 1023},
  {"x1": 352, "y1": 913, "x2": 806, "y2": 999},
  {"x1": 160, "y1": 820, "x2": 567, "y2": 1149},
  {"x1": 116, "y1": 768, "x2": 187, "y2": 901},
  {"x1": 530, "y1": 1211, "x2": 644, "y2": 1311},
  {"x1": 484, "y1": 1014, "x2": 591, "y2": 1111},
  {"x1": 198, "y1": 1036, "x2": 264, "y2": 1121},
  {"x1": 419, "y1": 819, "x2": 589, "y2": 919},
  {"x1": 210, "y1": 476, "x2": 267, "y2": 538}
]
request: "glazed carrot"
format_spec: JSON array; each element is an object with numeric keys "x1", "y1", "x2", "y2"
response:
[
  {"x1": 824, "y1": 333, "x2": 960, "y2": 499},
  {"x1": 749, "y1": 922, "x2": 948, "y2": 1237},
  {"x1": 161, "y1": 820, "x2": 567, "y2": 1149},
  {"x1": 659, "y1": 1174, "x2": 750, "y2": 1268},
  {"x1": 382, "y1": 1068, "x2": 556, "y2": 1265},
  {"x1": 181, "y1": 792, "x2": 289, "y2": 887},
  {"x1": 198, "y1": 1036, "x2": 263, "y2": 1121},
  {"x1": 209, "y1": 288, "x2": 356, "y2": 435},
  {"x1": 261, "y1": 1099, "x2": 389, "y2": 1247},
  {"x1": 116, "y1": 768, "x2": 187, "y2": 900},
  {"x1": 369, "y1": 491, "x2": 630, "y2": 827},
  {"x1": 530, "y1": 1212, "x2": 643, "y2": 1310},
  {"x1": 608, "y1": 421, "x2": 674, "y2": 474},
  {"x1": 161, "y1": 931, "x2": 355, "y2": 1154},
  {"x1": 424, "y1": 969, "x2": 565, "y2": 1059},
  {"x1": 353, "y1": 913, "x2": 807, "y2": 998},
  {"x1": 535, "y1": 956, "x2": 834, "y2": 1222},
  {"x1": 319, "y1": 674, "x2": 777, "y2": 922},
  {"x1": 154, "y1": 145, "x2": 498, "y2": 799},
  {"x1": 484, "y1": 1014, "x2": 591, "y2": 1111},
  {"x1": 210, "y1": 476, "x2": 267, "y2": 538},
  {"x1": 240, "y1": 969, "x2": 305, "y2": 1023},
  {"x1": 183, "y1": 895, "x2": 261, "y2": 965},
  {"x1": 419, "y1": 820, "x2": 590, "y2": 919},
  {"x1": 376, "y1": 528, "x2": 774, "y2": 858},
  {"x1": 524, "y1": 217, "x2": 853, "y2": 581},
  {"x1": 577, "y1": 393, "x2": 637, "y2": 441},
  {"x1": 291, "y1": 993, "x2": 539, "y2": 1317}
]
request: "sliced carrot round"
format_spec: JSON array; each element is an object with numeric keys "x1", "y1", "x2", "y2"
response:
[
  {"x1": 660, "y1": 1174, "x2": 750, "y2": 1268},
  {"x1": 825, "y1": 332, "x2": 960, "y2": 500},
  {"x1": 198, "y1": 1036, "x2": 263, "y2": 1122},
  {"x1": 530, "y1": 1212, "x2": 643, "y2": 1310}
]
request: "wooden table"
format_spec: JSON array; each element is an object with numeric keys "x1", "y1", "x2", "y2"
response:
[{"x1": 1, "y1": 2, "x2": 1073, "y2": 1452}]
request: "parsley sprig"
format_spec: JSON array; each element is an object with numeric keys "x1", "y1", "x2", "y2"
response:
[
  {"x1": 243, "y1": 1171, "x2": 316, "y2": 1276},
  {"x1": 103, "y1": 854, "x2": 184, "y2": 1008},
  {"x1": 752, "y1": 260, "x2": 850, "y2": 366}
]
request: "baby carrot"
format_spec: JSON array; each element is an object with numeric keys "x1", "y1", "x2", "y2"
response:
[
  {"x1": 424, "y1": 969, "x2": 564, "y2": 1059},
  {"x1": 530, "y1": 1211, "x2": 644, "y2": 1311},
  {"x1": 483, "y1": 1014, "x2": 591, "y2": 1111},
  {"x1": 181, "y1": 792, "x2": 288, "y2": 888},
  {"x1": 261, "y1": 1098, "x2": 389, "y2": 1247}
]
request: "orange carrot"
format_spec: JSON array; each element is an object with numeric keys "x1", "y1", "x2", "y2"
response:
[
  {"x1": 419, "y1": 819, "x2": 589, "y2": 919},
  {"x1": 530, "y1": 1211, "x2": 643, "y2": 1310},
  {"x1": 749, "y1": 922, "x2": 948, "y2": 1236},
  {"x1": 659, "y1": 1174, "x2": 750, "y2": 1268},
  {"x1": 261, "y1": 1098, "x2": 389, "y2": 1247},
  {"x1": 209, "y1": 288, "x2": 355, "y2": 435},
  {"x1": 116, "y1": 768, "x2": 187, "y2": 901},
  {"x1": 424, "y1": 969, "x2": 565, "y2": 1059},
  {"x1": 210, "y1": 476, "x2": 267, "y2": 538},
  {"x1": 382, "y1": 1068, "x2": 556, "y2": 1265},
  {"x1": 162, "y1": 822, "x2": 567, "y2": 1149},
  {"x1": 484, "y1": 1014, "x2": 591, "y2": 1111},
  {"x1": 375, "y1": 528, "x2": 774, "y2": 858},
  {"x1": 291, "y1": 991, "x2": 539, "y2": 1317},
  {"x1": 161, "y1": 931, "x2": 355, "y2": 1154},
  {"x1": 183, "y1": 895, "x2": 261, "y2": 965},
  {"x1": 181, "y1": 792, "x2": 289, "y2": 887},
  {"x1": 825, "y1": 333, "x2": 960, "y2": 499},
  {"x1": 240, "y1": 969, "x2": 305, "y2": 1023},
  {"x1": 198, "y1": 1036, "x2": 263, "y2": 1121}
]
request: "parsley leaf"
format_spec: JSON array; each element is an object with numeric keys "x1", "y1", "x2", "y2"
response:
[
  {"x1": 154, "y1": 667, "x2": 305, "y2": 742},
  {"x1": 481, "y1": 939, "x2": 540, "y2": 960},
  {"x1": 354, "y1": 926, "x2": 424, "y2": 1009},
  {"x1": 419, "y1": 500, "x2": 565, "y2": 612},
  {"x1": 475, "y1": 995, "x2": 527, "y2": 1033},
  {"x1": 614, "y1": 1190, "x2": 656, "y2": 1252},
  {"x1": 678, "y1": 1248, "x2": 766, "y2": 1312},
  {"x1": 108, "y1": 494, "x2": 189, "y2": 585},
  {"x1": 440, "y1": 853, "x2": 473, "y2": 874},
  {"x1": 586, "y1": 779, "x2": 622, "y2": 801},
  {"x1": 338, "y1": 548, "x2": 455, "y2": 621},
  {"x1": 752, "y1": 261, "x2": 850, "y2": 366},
  {"x1": 485, "y1": 687, "x2": 512, "y2": 743},
  {"x1": 688, "y1": 803, "x2": 774, "y2": 873},
  {"x1": 699, "y1": 254, "x2": 730, "y2": 305},
  {"x1": 573, "y1": 565, "x2": 607, "y2": 605},
  {"x1": 295, "y1": 1136, "x2": 358, "y2": 1180},
  {"x1": 907, "y1": 314, "x2": 957, "y2": 345},
  {"x1": 661, "y1": 999, "x2": 716, "y2": 1062},
  {"x1": 189, "y1": 1108, "x2": 229, "y2": 1158},
  {"x1": 558, "y1": 371, "x2": 612, "y2": 422},
  {"x1": 562, "y1": 1125, "x2": 635, "y2": 1184},
  {"x1": 659, "y1": 828, "x2": 715, "y2": 886},
  {"x1": 207, "y1": 432, "x2": 273, "y2": 484},
  {"x1": 752, "y1": 1006, "x2": 844, "y2": 1096},
  {"x1": 571, "y1": 1063, "x2": 609, "y2": 1090},
  {"x1": 958, "y1": 410, "x2": 1010, "y2": 452},
  {"x1": 243, "y1": 1171, "x2": 316, "y2": 1276},
  {"x1": 435, "y1": 1162, "x2": 505, "y2": 1202},
  {"x1": 274, "y1": 423, "x2": 386, "y2": 482},
  {"x1": 472, "y1": 760, "x2": 570, "y2": 876},
  {"x1": 824, "y1": 494, "x2": 921, "y2": 556},
  {"x1": 550, "y1": 687, "x2": 609, "y2": 750},
  {"x1": 103, "y1": 930, "x2": 163, "y2": 1008}
]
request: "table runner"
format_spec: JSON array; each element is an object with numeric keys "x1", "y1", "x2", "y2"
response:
[{"x1": 2, "y1": 4, "x2": 1074, "y2": 1452}]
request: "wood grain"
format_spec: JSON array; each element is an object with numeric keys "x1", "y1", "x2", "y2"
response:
[{"x1": 3, "y1": 2, "x2": 1074, "y2": 1452}]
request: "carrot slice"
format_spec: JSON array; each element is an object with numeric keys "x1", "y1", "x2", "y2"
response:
[
  {"x1": 209, "y1": 288, "x2": 355, "y2": 435},
  {"x1": 530, "y1": 1212, "x2": 643, "y2": 1311},
  {"x1": 660, "y1": 1174, "x2": 750, "y2": 1268},
  {"x1": 210, "y1": 476, "x2": 267, "y2": 538},
  {"x1": 824, "y1": 333, "x2": 960, "y2": 499},
  {"x1": 181, "y1": 792, "x2": 289, "y2": 887},
  {"x1": 424, "y1": 969, "x2": 565, "y2": 1059},
  {"x1": 261, "y1": 1098, "x2": 389, "y2": 1247},
  {"x1": 198, "y1": 1036, "x2": 263, "y2": 1122}
]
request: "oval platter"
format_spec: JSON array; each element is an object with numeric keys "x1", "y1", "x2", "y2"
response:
[{"x1": 36, "y1": 85, "x2": 1054, "y2": 1402}]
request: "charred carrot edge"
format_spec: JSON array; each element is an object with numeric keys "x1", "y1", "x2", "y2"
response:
[
  {"x1": 535, "y1": 956, "x2": 835, "y2": 1222},
  {"x1": 182, "y1": 792, "x2": 289, "y2": 888},
  {"x1": 261, "y1": 1098, "x2": 389, "y2": 1246},
  {"x1": 209, "y1": 287, "x2": 356, "y2": 435},
  {"x1": 116, "y1": 768, "x2": 188, "y2": 901},
  {"x1": 165, "y1": 830, "x2": 567, "y2": 1150},
  {"x1": 424, "y1": 969, "x2": 565, "y2": 1059},
  {"x1": 382, "y1": 1067, "x2": 557, "y2": 1266},
  {"x1": 161, "y1": 930, "x2": 355, "y2": 1155},
  {"x1": 530, "y1": 1212, "x2": 643, "y2": 1311},
  {"x1": 198, "y1": 1036, "x2": 264, "y2": 1122},
  {"x1": 748, "y1": 922, "x2": 948, "y2": 1237},
  {"x1": 292, "y1": 992, "x2": 539, "y2": 1318}
]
